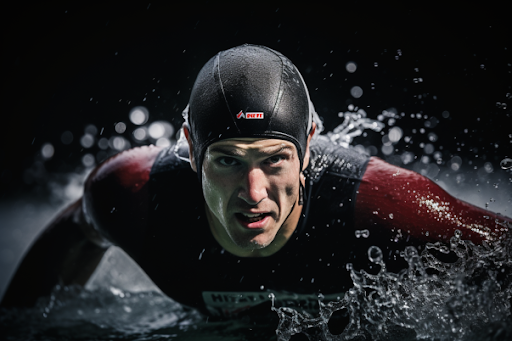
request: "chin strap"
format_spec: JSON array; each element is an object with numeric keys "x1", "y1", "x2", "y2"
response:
[{"x1": 298, "y1": 172, "x2": 305, "y2": 206}]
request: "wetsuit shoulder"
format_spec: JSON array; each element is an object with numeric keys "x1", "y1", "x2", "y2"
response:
[
  {"x1": 307, "y1": 135, "x2": 369, "y2": 182},
  {"x1": 83, "y1": 145, "x2": 162, "y2": 258},
  {"x1": 298, "y1": 136, "x2": 369, "y2": 251},
  {"x1": 85, "y1": 145, "x2": 163, "y2": 193},
  {"x1": 303, "y1": 135, "x2": 370, "y2": 226},
  {"x1": 354, "y1": 157, "x2": 512, "y2": 244}
]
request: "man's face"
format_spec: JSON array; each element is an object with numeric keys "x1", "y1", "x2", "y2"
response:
[{"x1": 199, "y1": 137, "x2": 305, "y2": 255}]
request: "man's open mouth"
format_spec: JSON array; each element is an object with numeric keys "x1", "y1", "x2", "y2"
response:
[{"x1": 235, "y1": 212, "x2": 271, "y2": 223}]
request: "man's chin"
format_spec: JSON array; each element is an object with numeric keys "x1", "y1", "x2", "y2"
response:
[
  {"x1": 249, "y1": 239, "x2": 271, "y2": 249},
  {"x1": 234, "y1": 234, "x2": 274, "y2": 251}
]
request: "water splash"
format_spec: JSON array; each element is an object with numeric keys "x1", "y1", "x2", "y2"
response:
[
  {"x1": 501, "y1": 158, "x2": 512, "y2": 170},
  {"x1": 272, "y1": 229, "x2": 512, "y2": 340},
  {"x1": 326, "y1": 108, "x2": 385, "y2": 148}
]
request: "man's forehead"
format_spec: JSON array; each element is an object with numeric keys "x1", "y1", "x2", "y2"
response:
[{"x1": 207, "y1": 138, "x2": 297, "y2": 154}]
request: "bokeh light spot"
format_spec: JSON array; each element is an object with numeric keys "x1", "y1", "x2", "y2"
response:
[
  {"x1": 156, "y1": 137, "x2": 171, "y2": 147},
  {"x1": 80, "y1": 134, "x2": 94, "y2": 148},
  {"x1": 450, "y1": 156, "x2": 462, "y2": 171},
  {"x1": 41, "y1": 143, "x2": 54, "y2": 159},
  {"x1": 82, "y1": 153, "x2": 95, "y2": 167},
  {"x1": 424, "y1": 143, "x2": 435, "y2": 155},
  {"x1": 148, "y1": 121, "x2": 174, "y2": 140},
  {"x1": 98, "y1": 137, "x2": 109, "y2": 150},
  {"x1": 382, "y1": 135, "x2": 391, "y2": 146},
  {"x1": 149, "y1": 122, "x2": 165, "y2": 139},
  {"x1": 346, "y1": 62, "x2": 357, "y2": 73},
  {"x1": 61, "y1": 131, "x2": 73, "y2": 145},
  {"x1": 401, "y1": 151, "x2": 415, "y2": 165},
  {"x1": 424, "y1": 117, "x2": 439, "y2": 128},
  {"x1": 129, "y1": 106, "x2": 149, "y2": 125},
  {"x1": 428, "y1": 132, "x2": 438, "y2": 142},
  {"x1": 484, "y1": 162, "x2": 494, "y2": 173},
  {"x1": 115, "y1": 122, "x2": 127, "y2": 134},
  {"x1": 85, "y1": 124, "x2": 98, "y2": 135},
  {"x1": 350, "y1": 86, "x2": 363, "y2": 98},
  {"x1": 133, "y1": 127, "x2": 147, "y2": 141},
  {"x1": 110, "y1": 136, "x2": 127, "y2": 151},
  {"x1": 381, "y1": 144, "x2": 394, "y2": 155},
  {"x1": 388, "y1": 127, "x2": 403, "y2": 143}
]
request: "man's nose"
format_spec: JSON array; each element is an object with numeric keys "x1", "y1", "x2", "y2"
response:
[{"x1": 238, "y1": 167, "x2": 268, "y2": 205}]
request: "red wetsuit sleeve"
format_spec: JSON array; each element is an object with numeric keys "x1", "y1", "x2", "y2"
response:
[
  {"x1": 354, "y1": 157, "x2": 511, "y2": 244},
  {"x1": 83, "y1": 145, "x2": 162, "y2": 255}
]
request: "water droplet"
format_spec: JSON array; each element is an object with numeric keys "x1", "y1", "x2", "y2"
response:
[
  {"x1": 368, "y1": 246, "x2": 383, "y2": 263},
  {"x1": 496, "y1": 102, "x2": 507, "y2": 109},
  {"x1": 439, "y1": 245, "x2": 450, "y2": 254},
  {"x1": 500, "y1": 158, "x2": 512, "y2": 169},
  {"x1": 389, "y1": 213, "x2": 394, "y2": 219}
]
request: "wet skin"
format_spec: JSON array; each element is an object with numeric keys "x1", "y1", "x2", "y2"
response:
[{"x1": 184, "y1": 124, "x2": 315, "y2": 257}]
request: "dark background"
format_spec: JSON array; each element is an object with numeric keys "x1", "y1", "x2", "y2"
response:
[{"x1": 1, "y1": 2, "x2": 511, "y2": 198}]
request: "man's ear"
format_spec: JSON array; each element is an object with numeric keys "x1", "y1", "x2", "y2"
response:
[
  {"x1": 182, "y1": 123, "x2": 197, "y2": 173},
  {"x1": 302, "y1": 122, "x2": 316, "y2": 171}
]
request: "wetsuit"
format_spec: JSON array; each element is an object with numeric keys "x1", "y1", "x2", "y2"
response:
[{"x1": 79, "y1": 135, "x2": 510, "y2": 317}]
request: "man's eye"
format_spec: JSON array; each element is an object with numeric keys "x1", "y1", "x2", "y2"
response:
[
  {"x1": 267, "y1": 156, "x2": 284, "y2": 164},
  {"x1": 218, "y1": 157, "x2": 239, "y2": 166}
]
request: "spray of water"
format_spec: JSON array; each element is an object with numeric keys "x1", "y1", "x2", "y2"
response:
[
  {"x1": 272, "y1": 229, "x2": 512, "y2": 341},
  {"x1": 326, "y1": 107, "x2": 385, "y2": 148}
]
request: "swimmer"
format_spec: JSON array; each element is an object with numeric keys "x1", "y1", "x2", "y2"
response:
[{"x1": 2, "y1": 44, "x2": 511, "y2": 317}]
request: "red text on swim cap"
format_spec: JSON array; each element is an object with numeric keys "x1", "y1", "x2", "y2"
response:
[{"x1": 236, "y1": 110, "x2": 264, "y2": 119}]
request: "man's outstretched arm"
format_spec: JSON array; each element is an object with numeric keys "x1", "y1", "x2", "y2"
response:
[
  {"x1": 0, "y1": 198, "x2": 108, "y2": 307},
  {"x1": 1, "y1": 144, "x2": 163, "y2": 307},
  {"x1": 355, "y1": 157, "x2": 512, "y2": 245}
]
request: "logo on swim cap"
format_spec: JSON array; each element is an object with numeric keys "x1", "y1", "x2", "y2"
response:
[{"x1": 236, "y1": 110, "x2": 264, "y2": 119}]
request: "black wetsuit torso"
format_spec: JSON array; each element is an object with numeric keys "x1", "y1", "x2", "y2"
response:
[{"x1": 110, "y1": 136, "x2": 371, "y2": 316}]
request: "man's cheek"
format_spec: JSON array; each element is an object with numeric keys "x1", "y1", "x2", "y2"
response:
[
  {"x1": 285, "y1": 184, "x2": 295, "y2": 197},
  {"x1": 205, "y1": 180, "x2": 227, "y2": 214}
]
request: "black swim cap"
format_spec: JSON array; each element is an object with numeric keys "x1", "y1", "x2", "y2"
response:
[{"x1": 185, "y1": 44, "x2": 313, "y2": 175}]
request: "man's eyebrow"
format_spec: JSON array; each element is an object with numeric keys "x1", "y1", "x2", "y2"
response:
[
  {"x1": 208, "y1": 146, "x2": 246, "y2": 157},
  {"x1": 209, "y1": 145, "x2": 293, "y2": 156},
  {"x1": 260, "y1": 145, "x2": 293, "y2": 155}
]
